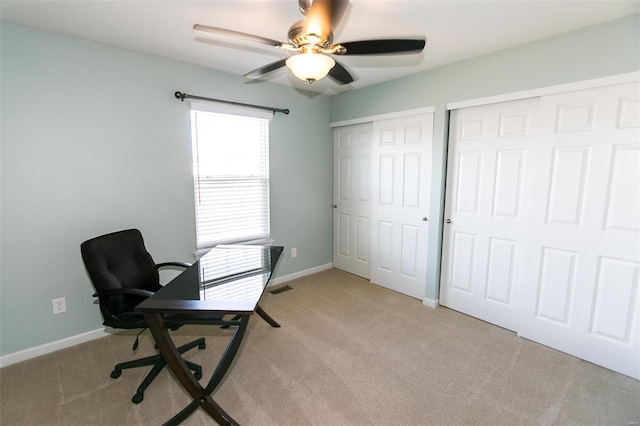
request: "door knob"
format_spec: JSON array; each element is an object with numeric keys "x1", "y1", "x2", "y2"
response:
[
  {"x1": 332, "y1": 205, "x2": 337, "y2": 208},
  {"x1": 445, "y1": 219, "x2": 451, "y2": 223},
  {"x1": 422, "y1": 217, "x2": 429, "y2": 221}
]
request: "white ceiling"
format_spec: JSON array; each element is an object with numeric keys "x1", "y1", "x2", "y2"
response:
[{"x1": 1, "y1": 0, "x2": 638, "y2": 95}]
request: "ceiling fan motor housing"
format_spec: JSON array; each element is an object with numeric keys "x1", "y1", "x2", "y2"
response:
[{"x1": 288, "y1": 19, "x2": 333, "y2": 49}]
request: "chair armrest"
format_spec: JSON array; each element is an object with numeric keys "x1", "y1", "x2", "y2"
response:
[
  {"x1": 156, "y1": 261, "x2": 191, "y2": 269},
  {"x1": 93, "y1": 288, "x2": 155, "y2": 298}
]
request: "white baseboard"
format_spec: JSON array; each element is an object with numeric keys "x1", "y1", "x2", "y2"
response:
[
  {"x1": 423, "y1": 297, "x2": 439, "y2": 309},
  {"x1": 0, "y1": 264, "x2": 334, "y2": 368},
  {"x1": 0, "y1": 328, "x2": 112, "y2": 368},
  {"x1": 269, "y1": 263, "x2": 333, "y2": 286}
]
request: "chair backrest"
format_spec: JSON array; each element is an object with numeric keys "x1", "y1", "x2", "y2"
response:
[{"x1": 81, "y1": 229, "x2": 161, "y2": 326}]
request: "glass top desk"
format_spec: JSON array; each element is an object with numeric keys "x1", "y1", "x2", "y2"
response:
[{"x1": 136, "y1": 244, "x2": 284, "y2": 426}]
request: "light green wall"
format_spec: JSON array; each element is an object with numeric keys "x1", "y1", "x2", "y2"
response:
[
  {"x1": 0, "y1": 22, "x2": 331, "y2": 356},
  {"x1": 2, "y1": 14, "x2": 638, "y2": 358},
  {"x1": 330, "y1": 14, "x2": 640, "y2": 302}
]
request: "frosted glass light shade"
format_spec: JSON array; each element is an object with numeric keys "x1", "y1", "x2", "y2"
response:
[{"x1": 286, "y1": 53, "x2": 335, "y2": 82}]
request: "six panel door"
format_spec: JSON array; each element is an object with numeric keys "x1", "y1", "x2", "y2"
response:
[
  {"x1": 370, "y1": 114, "x2": 433, "y2": 300},
  {"x1": 333, "y1": 123, "x2": 373, "y2": 279},
  {"x1": 440, "y1": 98, "x2": 540, "y2": 331},
  {"x1": 441, "y1": 82, "x2": 639, "y2": 379},
  {"x1": 519, "y1": 82, "x2": 640, "y2": 379}
]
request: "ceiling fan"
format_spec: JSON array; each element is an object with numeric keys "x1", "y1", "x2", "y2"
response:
[{"x1": 193, "y1": 0, "x2": 426, "y2": 85}]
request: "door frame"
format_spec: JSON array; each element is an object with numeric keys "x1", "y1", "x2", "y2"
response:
[
  {"x1": 330, "y1": 106, "x2": 436, "y2": 128},
  {"x1": 447, "y1": 72, "x2": 639, "y2": 111}
]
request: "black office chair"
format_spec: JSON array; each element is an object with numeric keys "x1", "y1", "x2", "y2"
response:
[{"x1": 81, "y1": 228, "x2": 206, "y2": 404}]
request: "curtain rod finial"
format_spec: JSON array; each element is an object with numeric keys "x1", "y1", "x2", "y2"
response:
[{"x1": 174, "y1": 91, "x2": 186, "y2": 101}]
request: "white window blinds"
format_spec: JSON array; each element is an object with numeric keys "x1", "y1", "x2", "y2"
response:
[{"x1": 190, "y1": 102, "x2": 271, "y2": 248}]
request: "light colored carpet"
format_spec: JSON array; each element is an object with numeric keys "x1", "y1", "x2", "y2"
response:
[{"x1": 1, "y1": 268, "x2": 639, "y2": 425}]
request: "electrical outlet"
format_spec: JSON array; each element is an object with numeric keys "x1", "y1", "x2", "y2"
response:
[
  {"x1": 291, "y1": 247, "x2": 297, "y2": 258},
  {"x1": 52, "y1": 297, "x2": 66, "y2": 315}
]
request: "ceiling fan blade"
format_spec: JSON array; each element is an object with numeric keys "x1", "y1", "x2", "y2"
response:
[
  {"x1": 193, "y1": 24, "x2": 283, "y2": 48},
  {"x1": 244, "y1": 59, "x2": 288, "y2": 79},
  {"x1": 328, "y1": 61, "x2": 353, "y2": 85},
  {"x1": 339, "y1": 39, "x2": 426, "y2": 55},
  {"x1": 306, "y1": 0, "x2": 349, "y2": 32}
]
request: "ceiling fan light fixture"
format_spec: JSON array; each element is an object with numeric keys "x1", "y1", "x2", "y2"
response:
[{"x1": 286, "y1": 53, "x2": 335, "y2": 83}]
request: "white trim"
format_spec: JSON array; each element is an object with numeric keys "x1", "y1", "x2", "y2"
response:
[
  {"x1": 190, "y1": 101, "x2": 273, "y2": 121},
  {"x1": 330, "y1": 106, "x2": 435, "y2": 128},
  {"x1": 447, "y1": 72, "x2": 640, "y2": 111},
  {"x1": 268, "y1": 263, "x2": 334, "y2": 286},
  {"x1": 0, "y1": 328, "x2": 112, "y2": 368},
  {"x1": 422, "y1": 297, "x2": 440, "y2": 309}
]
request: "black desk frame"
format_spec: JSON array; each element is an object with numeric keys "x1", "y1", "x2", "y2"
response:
[{"x1": 136, "y1": 245, "x2": 283, "y2": 425}]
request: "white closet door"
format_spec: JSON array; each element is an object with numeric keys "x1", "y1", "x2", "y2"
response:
[
  {"x1": 370, "y1": 113, "x2": 433, "y2": 300},
  {"x1": 441, "y1": 81, "x2": 639, "y2": 379},
  {"x1": 440, "y1": 98, "x2": 540, "y2": 331},
  {"x1": 519, "y1": 82, "x2": 640, "y2": 379},
  {"x1": 333, "y1": 123, "x2": 373, "y2": 279}
]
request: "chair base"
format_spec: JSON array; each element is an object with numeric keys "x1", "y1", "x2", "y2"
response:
[{"x1": 111, "y1": 337, "x2": 206, "y2": 404}]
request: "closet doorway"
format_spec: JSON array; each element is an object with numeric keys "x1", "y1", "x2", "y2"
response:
[
  {"x1": 440, "y1": 81, "x2": 640, "y2": 379},
  {"x1": 333, "y1": 113, "x2": 434, "y2": 300}
]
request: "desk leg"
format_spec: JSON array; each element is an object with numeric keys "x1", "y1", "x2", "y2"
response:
[
  {"x1": 255, "y1": 304, "x2": 280, "y2": 328},
  {"x1": 205, "y1": 315, "x2": 249, "y2": 394},
  {"x1": 143, "y1": 313, "x2": 249, "y2": 426}
]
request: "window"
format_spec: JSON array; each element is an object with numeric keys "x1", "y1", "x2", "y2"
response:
[{"x1": 190, "y1": 102, "x2": 271, "y2": 248}]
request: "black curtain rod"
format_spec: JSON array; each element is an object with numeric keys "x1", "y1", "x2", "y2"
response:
[{"x1": 174, "y1": 91, "x2": 289, "y2": 115}]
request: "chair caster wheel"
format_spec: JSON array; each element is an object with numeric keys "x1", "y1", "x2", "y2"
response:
[
  {"x1": 194, "y1": 367, "x2": 203, "y2": 380},
  {"x1": 111, "y1": 370, "x2": 121, "y2": 379},
  {"x1": 199, "y1": 342, "x2": 206, "y2": 350},
  {"x1": 132, "y1": 391, "x2": 144, "y2": 404}
]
